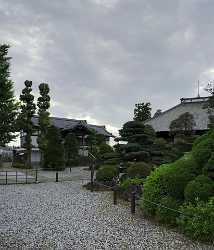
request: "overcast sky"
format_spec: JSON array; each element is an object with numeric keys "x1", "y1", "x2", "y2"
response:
[{"x1": 1, "y1": 0, "x2": 214, "y2": 136}]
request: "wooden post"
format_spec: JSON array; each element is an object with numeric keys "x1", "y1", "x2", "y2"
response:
[
  {"x1": 90, "y1": 163, "x2": 95, "y2": 192},
  {"x1": 26, "y1": 170, "x2": 28, "y2": 184},
  {"x1": 131, "y1": 191, "x2": 136, "y2": 214},
  {"x1": 16, "y1": 171, "x2": 18, "y2": 184},
  {"x1": 56, "y1": 172, "x2": 59, "y2": 182},
  {"x1": 113, "y1": 186, "x2": 117, "y2": 205},
  {"x1": 35, "y1": 169, "x2": 38, "y2": 183},
  {"x1": 5, "y1": 171, "x2": 7, "y2": 185}
]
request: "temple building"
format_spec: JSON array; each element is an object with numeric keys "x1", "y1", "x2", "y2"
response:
[
  {"x1": 20, "y1": 116, "x2": 114, "y2": 166},
  {"x1": 145, "y1": 96, "x2": 211, "y2": 138}
]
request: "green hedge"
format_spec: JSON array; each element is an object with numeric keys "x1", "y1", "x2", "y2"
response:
[
  {"x1": 127, "y1": 162, "x2": 151, "y2": 179},
  {"x1": 184, "y1": 175, "x2": 214, "y2": 203},
  {"x1": 177, "y1": 197, "x2": 214, "y2": 242},
  {"x1": 96, "y1": 165, "x2": 118, "y2": 183}
]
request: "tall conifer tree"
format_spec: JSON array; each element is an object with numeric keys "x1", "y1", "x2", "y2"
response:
[
  {"x1": 18, "y1": 80, "x2": 36, "y2": 167},
  {"x1": 0, "y1": 44, "x2": 17, "y2": 146},
  {"x1": 37, "y1": 83, "x2": 50, "y2": 165}
]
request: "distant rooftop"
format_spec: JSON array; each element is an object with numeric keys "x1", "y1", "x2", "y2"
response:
[{"x1": 32, "y1": 116, "x2": 113, "y2": 137}]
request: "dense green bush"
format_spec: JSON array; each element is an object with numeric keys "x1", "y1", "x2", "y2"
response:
[
  {"x1": 192, "y1": 137, "x2": 214, "y2": 167},
  {"x1": 139, "y1": 164, "x2": 171, "y2": 216},
  {"x1": 177, "y1": 197, "x2": 214, "y2": 242},
  {"x1": 120, "y1": 178, "x2": 144, "y2": 191},
  {"x1": 96, "y1": 165, "x2": 118, "y2": 183},
  {"x1": 204, "y1": 153, "x2": 214, "y2": 179},
  {"x1": 124, "y1": 151, "x2": 150, "y2": 162},
  {"x1": 184, "y1": 175, "x2": 214, "y2": 203},
  {"x1": 140, "y1": 155, "x2": 200, "y2": 216},
  {"x1": 127, "y1": 162, "x2": 151, "y2": 179},
  {"x1": 156, "y1": 196, "x2": 181, "y2": 226}
]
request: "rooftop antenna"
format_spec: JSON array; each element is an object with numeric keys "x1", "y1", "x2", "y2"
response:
[{"x1": 197, "y1": 80, "x2": 200, "y2": 97}]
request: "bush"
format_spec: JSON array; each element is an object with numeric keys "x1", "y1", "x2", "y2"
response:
[
  {"x1": 192, "y1": 137, "x2": 214, "y2": 167},
  {"x1": 96, "y1": 165, "x2": 118, "y2": 183},
  {"x1": 12, "y1": 163, "x2": 31, "y2": 169},
  {"x1": 177, "y1": 197, "x2": 214, "y2": 242},
  {"x1": 124, "y1": 151, "x2": 150, "y2": 162},
  {"x1": 156, "y1": 196, "x2": 181, "y2": 226},
  {"x1": 139, "y1": 164, "x2": 172, "y2": 216},
  {"x1": 127, "y1": 162, "x2": 151, "y2": 179},
  {"x1": 120, "y1": 178, "x2": 144, "y2": 200},
  {"x1": 184, "y1": 175, "x2": 214, "y2": 203},
  {"x1": 204, "y1": 153, "x2": 214, "y2": 179}
]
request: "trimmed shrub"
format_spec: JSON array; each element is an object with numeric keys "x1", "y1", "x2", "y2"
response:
[
  {"x1": 96, "y1": 165, "x2": 118, "y2": 183},
  {"x1": 177, "y1": 197, "x2": 214, "y2": 242},
  {"x1": 127, "y1": 162, "x2": 151, "y2": 179},
  {"x1": 192, "y1": 137, "x2": 214, "y2": 167},
  {"x1": 184, "y1": 175, "x2": 214, "y2": 203},
  {"x1": 124, "y1": 151, "x2": 150, "y2": 162},
  {"x1": 120, "y1": 178, "x2": 144, "y2": 200},
  {"x1": 204, "y1": 153, "x2": 214, "y2": 179},
  {"x1": 139, "y1": 164, "x2": 172, "y2": 216},
  {"x1": 156, "y1": 196, "x2": 181, "y2": 226}
]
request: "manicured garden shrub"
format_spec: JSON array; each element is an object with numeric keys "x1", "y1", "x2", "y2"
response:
[
  {"x1": 184, "y1": 175, "x2": 214, "y2": 203},
  {"x1": 177, "y1": 197, "x2": 214, "y2": 242},
  {"x1": 124, "y1": 151, "x2": 150, "y2": 162},
  {"x1": 139, "y1": 164, "x2": 171, "y2": 216},
  {"x1": 204, "y1": 153, "x2": 214, "y2": 179},
  {"x1": 127, "y1": 162, "x2": 151, "y2": 179},
  {"x1": 96, "y1": 165, "x2": 118, "y2": 183},
  {"x1": 120, "y1": 178, "x2": 144, "y2": 200},
  {"x1": 192, "y1": 137, "x2": 214, "y2": 167},
  {"x1": 156, "y1": 196, "x2": 181, "y2": 226},
  {"x1": 162, "y1": 155, "x2": 201, "y2": 200}
]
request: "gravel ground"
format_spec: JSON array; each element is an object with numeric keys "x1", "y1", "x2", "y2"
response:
[{"x1": 0, "y1": 168, "x2": 213, "y2": 250}]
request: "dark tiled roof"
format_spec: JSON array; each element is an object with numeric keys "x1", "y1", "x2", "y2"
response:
[{"x1": 32, "y1": 116, "x2": 113, "y2": 137}]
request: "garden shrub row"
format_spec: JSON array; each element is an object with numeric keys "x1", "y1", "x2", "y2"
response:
[{"x1": 139, "y1": 131, "x2": 214, "y2": 242}]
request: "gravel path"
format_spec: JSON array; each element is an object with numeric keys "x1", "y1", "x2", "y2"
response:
[{"x1": 0, "y1": 168, "x2": 213, "y2": 250}]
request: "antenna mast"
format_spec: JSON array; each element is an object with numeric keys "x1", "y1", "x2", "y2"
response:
[{"x1": 197, "y1": 80, "x2": 200, "y2": 97}]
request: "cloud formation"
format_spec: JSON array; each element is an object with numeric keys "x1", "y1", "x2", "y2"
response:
[{"x1": 1, "y1": 0, "x2": 214, "y2": 136}]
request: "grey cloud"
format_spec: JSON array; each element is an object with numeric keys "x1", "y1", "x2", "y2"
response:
[{"x1": 1, "y1": 0, "x2": 214, "y2": 134}]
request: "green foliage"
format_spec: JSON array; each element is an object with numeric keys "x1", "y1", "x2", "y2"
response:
[
  {"x1": 37, "y1": 83, "x2": 50, "y2": 155},
  {"x1": 99, "y1": 143, "x2": 113, "y2": 155},
  {"x1": 192, "y1": 137, "x2": 214, "y2": 167},
  {"x1": 127, "y1": 162, "x2": 151, "y2": 179},
  {"x1": 156, "y1": 196, "x2": 181, "y2": 226},
  {"x1": 140, "y1": 155, "x2": 200, "y2": 216},
  {"x1": 177, "y1": 197, "x2": 214, "y2": 242},
  {"x1": 64, "y1": 133, "x2": 79, "y2": 166},
  {"x1": 18, "y1": 80, "x2": 36, "y2": 167},
  {"x1": 204, "y1": 153, "x2": 214, "y2": 179},
  {"x1": 0, "y1": 44, "x2": 18, "y2": 146},
  {"x1": 169, "y1": 112, "x2": 196, "y2": 136},
  {"x1": 96, "y1": 165, "x2": 118, "y2": 183},
  {"x1": 120, "y1": 178, "x2": 144, "y2": 191},
  {"x1": 134, "y1": 102, "x2": 151, "y2": 122},
  {"x1": 124, "y1": 151, "x2": 150, "y2": 162},
  {"x1": 184, "y1": 175, "x2": 214, "y2": 203},
  {"x1": 45, "y1": 126, "x2": 65, "y2": 170}
]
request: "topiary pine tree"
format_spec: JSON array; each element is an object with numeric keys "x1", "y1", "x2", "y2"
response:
[
  {"x1": 45, "y1": 126, "x2": 65, "y2": 170},
  {"x1": 37, "y1": 83, "x2": 50, "y2": 165},
  {"x1": 134, "y1": 102, "x2": 151, "y2": 122},
  {"x1": 0, "y1": 44, "x2": 18, "y2": 146},
  {"x1": 64, "y1": 133, "x2": 79, "y2": 166},
  {"x1": 18, "y1": 80, "x2": 36, "y2": 168}
]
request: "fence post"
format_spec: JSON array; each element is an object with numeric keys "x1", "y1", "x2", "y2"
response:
[
  {"x1": 131, "y1": 191, "x2": 136, "y2": 214},
  {"x1": 56, "y1": 172, "x2": 58, "y2": 182},
  {"x1": 16, "y1": 171, "x2": 18, "y2": 184},
  {"x1": 25, "y1": 170, "x2": 28, "y2": 184},
  {"x1": 35, "y1": 169, "x2": 38, "y2": 183},
  {"x1": 90, "y1": 163, "x2": 95, "y2": 192},
  {"x1": 5, "y1": 171, "x2": 7, "y2": 185},
  {"x1": 113, "y1": 186, "x2": 118, "y2": 205}
]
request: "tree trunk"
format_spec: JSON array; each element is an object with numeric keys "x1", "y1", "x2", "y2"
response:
[{"x1": 26, "y1": 133, "x2": 31, "y2": 168}]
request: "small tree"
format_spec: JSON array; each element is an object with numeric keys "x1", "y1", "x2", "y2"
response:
[
  {"x1": 64, "y1": 133, "x2": 79, "y2": 166},
  {"x1": 204, "y1": 83, "x2": 214, "y2": 129},
  {"x1": 45, "y1": 126, "x2": 65, "y2": 170},
  {"x1": 18, "y1": 80, "x2": 36, "y2": 167},
  {"x1": 170, "y1": 112, "x2": 196, "y2": 137},
  {"x1": 0, "y1": 44, "x2": 18, "y2": 146},
  {"x1": 37, "y1": 83, "x2": 50, "y2": 165},
  {"x1": 134, "y1": 102, "x2": 151, "y2": 122}
]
